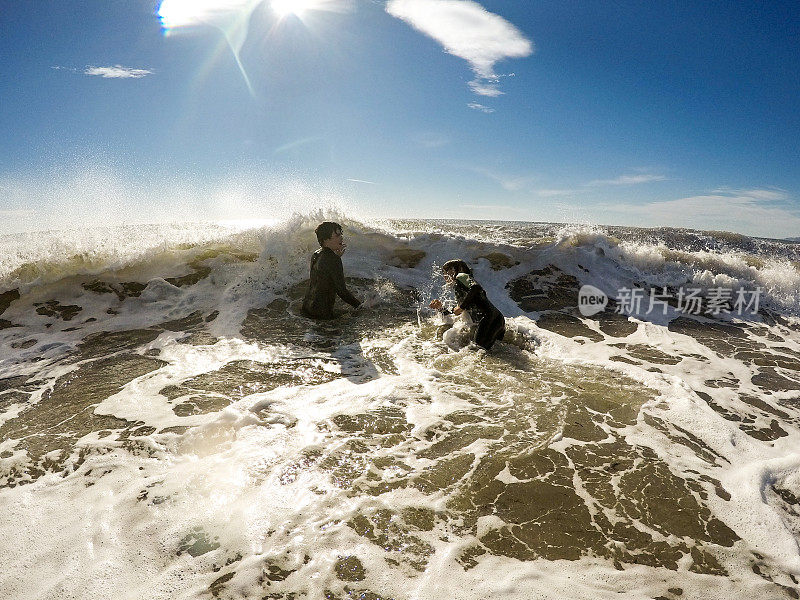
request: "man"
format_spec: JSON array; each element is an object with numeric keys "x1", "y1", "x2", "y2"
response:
[{"x1": 302, "y1": 222, "x2": 362, "y2": 319}]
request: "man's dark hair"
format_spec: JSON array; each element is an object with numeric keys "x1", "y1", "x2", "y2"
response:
[
  {"x1": 315, "y1": 222, "x2": 342, "y2": 246},
  {"x1": 442, "y1": 259, "x2": 472, "y2": 276}
]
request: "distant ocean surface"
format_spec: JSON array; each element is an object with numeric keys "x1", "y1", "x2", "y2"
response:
[{"x1": 1, "y1": 217, "x2": 799, "y2": 599}]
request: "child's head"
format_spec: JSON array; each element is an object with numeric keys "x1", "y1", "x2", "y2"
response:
[
  {"x1": 315, "y1": 222, "x2": 343, "y2": 246},
  {"x1": 442, "y1": 259, "x2": 471, "y2": 281}
]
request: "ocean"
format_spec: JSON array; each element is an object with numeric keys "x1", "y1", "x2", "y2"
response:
[{"x1": 1, "y1": 216, "x2": 799, "y2": 599}]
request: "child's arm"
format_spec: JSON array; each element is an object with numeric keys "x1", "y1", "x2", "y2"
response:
[
  {"x1": 429, "y1": 299, "x2": 456, "y2": 315},
  {"x1": 454, "y1": 274, "x2": 482, "y2": 314},
  {"x1": 458, "y1": 285, "x2": 481, "y2": 310}
]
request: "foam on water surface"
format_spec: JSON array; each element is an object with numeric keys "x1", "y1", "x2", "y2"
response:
[{"x1": 1, "y1": 217, "x2": 800, "y2": 599}]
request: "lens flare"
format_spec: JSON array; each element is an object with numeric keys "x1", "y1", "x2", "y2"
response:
[
  {"x1": 158, "y1": 0, "x2": 258, "y2": 31},
  {"x1": 156, "y1": 0, "x2": 353, "y2": 94},
  {"x1": 271, "y1": 0, "x2": 314, "y2": 17},
  {"x1": 158, "y1": 0, "x2": 259, "y2": 95},
  {"x1": 270, "y1": 0, "x2": 352, "y2": 19}
]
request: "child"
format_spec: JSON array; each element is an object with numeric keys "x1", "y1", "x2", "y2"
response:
[
  {"x1": 302, "y1": 222, "x2": 362, "y2": 319},
  {"x1": 429, "y1": 259, "x2": 506, "y2": 350}
]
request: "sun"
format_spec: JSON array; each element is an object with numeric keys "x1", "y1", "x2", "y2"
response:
[{"x1": 271, "y1": 0, "x2": 315, "y2": 18}]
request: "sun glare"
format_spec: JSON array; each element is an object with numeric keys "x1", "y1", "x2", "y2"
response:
[
  {"x1": 158, "y1": 0, "x2": 254, "y2": 30},
  {"x1": 271, "y1": 0, "x2": 314, "y2": 17},
  {"x1": 156, "y1": 0, "x2": 347, "y2": 93}
]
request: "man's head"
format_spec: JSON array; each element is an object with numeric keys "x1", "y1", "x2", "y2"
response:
[
  {"x1": 315, "y1": 221, "x2": 345, "y2": 254},
  {"x1": 315, "y1": 222, "x2": 342, "y2": 246}
]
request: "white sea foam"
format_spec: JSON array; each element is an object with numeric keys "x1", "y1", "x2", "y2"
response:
[{"x1": 1, "y1": 216, "x2": 800, "y2": 599}]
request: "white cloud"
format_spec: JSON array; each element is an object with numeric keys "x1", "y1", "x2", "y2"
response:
[
  {"x1": 588, "y1": 173, "x2": 667, "y2": 186},
  {"x1": 84, "y1": 65, "x2": 153, "y2": 78},
  {"x1": 346, "y1": 178, "x2": 377, "y2": 185},
  {"x1": 386, "y1": 0, "x2": 533, "y2": 97},
  {"x1": 467, "y1": 102, "x2": 495, "y2": 113}
]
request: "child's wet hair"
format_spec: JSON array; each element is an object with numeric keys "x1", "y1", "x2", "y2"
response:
[{"x1": 442, "y1": 259, "x2": 472, "y2": 276}]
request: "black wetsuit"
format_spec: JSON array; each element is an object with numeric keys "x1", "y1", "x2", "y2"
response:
[
  {"x1": 302, "y1": 247, "x2": 361, "y2": 319},
  {"x1": 453, "y1": 273, "x2": 505, "y2": 350}
]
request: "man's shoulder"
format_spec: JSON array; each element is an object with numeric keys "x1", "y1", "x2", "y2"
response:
[
  {"x1": 317, "y1": 246, "x2": 342, "y2": 262},
  {"x1": 317, "y1": 247, "x2": 340, "y2": 263}
]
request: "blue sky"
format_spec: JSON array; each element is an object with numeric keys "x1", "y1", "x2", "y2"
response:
[{"x1": 1, "y1": 0, "x2": 799, "y2": 237}]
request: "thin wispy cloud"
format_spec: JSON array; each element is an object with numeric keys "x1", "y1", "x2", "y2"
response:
[
  {"x1": 468, "y1": 81, "x2": 502, "y2": 97},
  {"x1": 273, "y1": 136, "x2": 324, "y2": 155},
  {"x1": 589, "y1": 189, "x2": 799, "y2": 238},
  {"x1": 460, "y1": 204, "x2": 515, "y2": 210},
  {"x1": 412, "y1": 132, "x2": 450, "y2": 148},
  {"x1": 473, "y1": 167, "x2": 533, "y2": 192},
  {"x1": 588, "y1": 173, "x2": 667, "y2": 186},
  {"x1": 346, "y1": 178, "x2": 377, "y2": 185},
  {"x1": 711, "y1": 187, "x2": 788, "y2": 201},
  {"x1": 467, "y1": 102, "x2": 495, "y2": 113},
  {"x1": 535, "y1": 188, "x2": 582, "y2": 198},
  {"x1": 84, "y1": 65, "x2": 153, "y2": 78},
  {"x1": 386, "y1": 0, "x2": 533, "y2": 97}
]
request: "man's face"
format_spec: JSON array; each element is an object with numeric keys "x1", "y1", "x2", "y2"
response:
[{"x1": 324, "y1": 229, "x2": 345, "y2": 255}]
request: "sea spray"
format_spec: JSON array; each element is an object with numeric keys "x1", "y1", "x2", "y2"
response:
[{"x1": 1, "y1": 217, "x2": 799, "y2": 599}]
